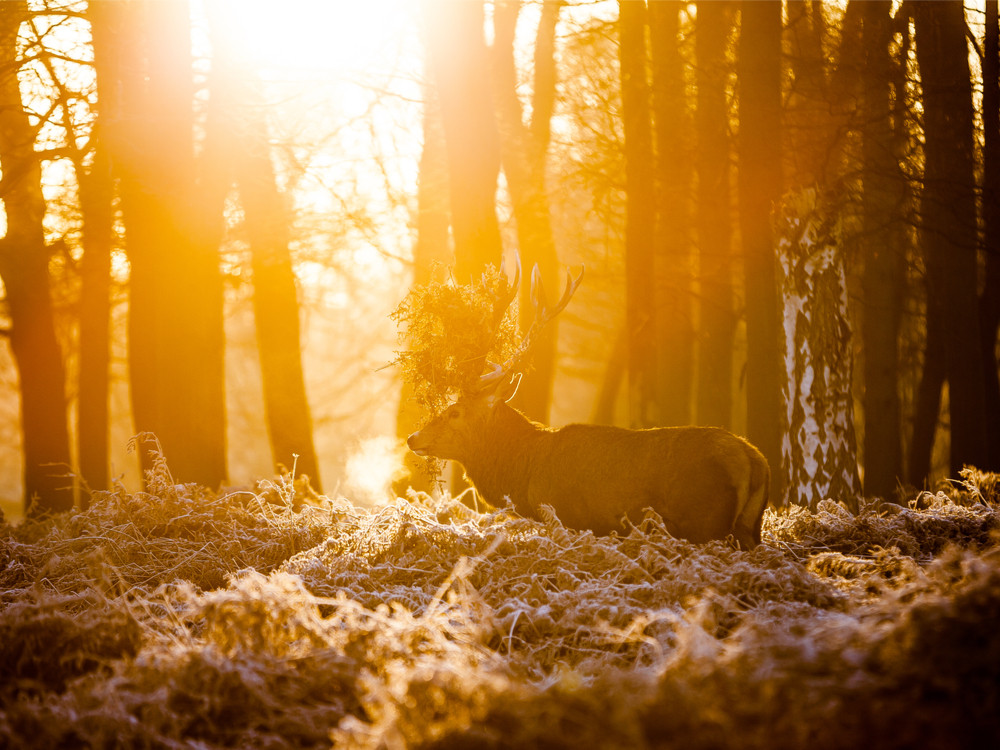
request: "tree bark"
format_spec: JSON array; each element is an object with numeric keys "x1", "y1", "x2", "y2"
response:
[
  {"x1": 913, "y1": 1, "x2": 988, "y2": 474},
  {"x1": 619, "y1": 0, "x2": 658, "y2": 428},
  {"x1": 775, "y1": 189, "x2": 860, "y2": 511},
  {"x1": 860, "y1": 0, "x2": 903, "y2": 498},
  {"x1": 0, "y1": 0, "x2": 73, "y2": 514},
  {"x1": 981, "y1": 0, "x2": 1000, "y2": 470},
  {"x1": 695, "y1": 0, "x2": 735, "y2": 430},
  {"x1": 77, "y1": 1, "x2": 120, "y2": 497},
  {"x1": 422, "y1": 0, "x2": 503, "y2": 280},
  {"x1": 649, "y1": 0, "x2": 694, "y2": 426},
  {"x1": 738, "y1": 0, "x2": 784, "y2": 503},
  {"x1": 784, "y1": 0, "x2": 830, "y2": 187},
  {"x1": 110, "y1": 0, "x2": 227, "y2": 487}
]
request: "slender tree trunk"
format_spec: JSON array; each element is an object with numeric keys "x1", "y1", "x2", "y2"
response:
[
  {"x1": 235, "y1": 91, "x2": 321, "y2": 488},
  {"x1": 0, "y1": 0, "x2": 73, "y2": 514},
  {"x1": 619, "y1": 0, "x2": 658, "y2": 428},
  {"x1": 695, "y1": 0, "x2": 735, "y2": 430},
  {"x1": 203, "y1": 0, "x2": 320, "y2": 487},
  {"x1": 77, "y1": 1, "x2": 120, "y2": 497},
  {"x1": 649, "y1": 0, "x2": 694, "y2": 426},
  {"x1": 110, "y1": 0, "x2": 226, "y2": 487},
  {"x1": 422, "y1": 0, "x2": 503, "y2": 280},
  {"x1": 908, "y1": 298, "x2": 946, "y2": 487},
  {"x1": 981, "y1": 0, "x2": 1000, "y2": 469},
  {"x1": 738, "y1": 0, "x2": 784, "y2": 503},
  {"x1": 913, "y1": 1, "x2": 988, "y2": 474},
  {"x1": 861, "y1": 0, "x2": 903, "y2": 498},
  {"x1": 593, "y1": 327, "x2": 629, "y2": 426},
  {"x1": 491, "y1": 0, "x2": 562, "y2": 423}
]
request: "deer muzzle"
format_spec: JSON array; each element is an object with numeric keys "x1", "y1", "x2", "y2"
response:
[{"x1": 406, "y1": 431, "x2": 429, "y2": 457}]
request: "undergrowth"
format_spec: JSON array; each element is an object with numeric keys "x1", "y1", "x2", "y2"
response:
[{"x1": 1, "y1": 462, "x2": 998, "y2": 749}]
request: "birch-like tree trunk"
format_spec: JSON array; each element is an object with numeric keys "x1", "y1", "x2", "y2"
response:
[{"x1": 775, "y1": 189, "x2": 860, "y2": 511}]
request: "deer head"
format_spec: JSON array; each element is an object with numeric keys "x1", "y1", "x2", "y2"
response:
[{"x1": 407, "y1": 254, "x2": 583, "y2": 461}]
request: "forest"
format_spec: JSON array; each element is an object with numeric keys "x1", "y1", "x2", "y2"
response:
[{"x1": 1, "y1": 0, "x2": 999, "y2": 747}]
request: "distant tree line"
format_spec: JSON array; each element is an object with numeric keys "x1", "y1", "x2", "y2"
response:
[{"x1": 0, "y1": 0, "x2": 997, "y2": 515}]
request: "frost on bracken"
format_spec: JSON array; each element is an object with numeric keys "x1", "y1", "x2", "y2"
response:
[
  {"x1": 0, "y1": 446, "x2": 998, "y2": 749},
  {"x1": 774, "y1": 187, "x2": 861, "y2": 511}
]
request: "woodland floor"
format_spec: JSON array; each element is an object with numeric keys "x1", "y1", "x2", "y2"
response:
[{"x1": 1, "y1": 464, "x2": 999, "y2": 749}]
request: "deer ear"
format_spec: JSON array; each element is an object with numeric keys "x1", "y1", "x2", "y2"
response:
[{"x1": 487, "y1": 372, "x2": 521, "y2": 407}]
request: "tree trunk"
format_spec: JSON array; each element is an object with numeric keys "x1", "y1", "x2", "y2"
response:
[
  {"x1": 234, "y1": 89, "x2": 322, "y2": 489},
  {"x1": 649, "y1": 0, "x2": 694, "y2": 426},
  {"x1": 422, "y1": 0, "x2": 503, "y2": 280},
  {"x1": 775, "y1": 189, "x2": 860, "y2": 511},
  {"x1": 491, "y1": 0, "x2": 562, "y2": 423},
  {"x1": 77, "y1": 1, "x2": 120, "y2": 497},
  {"x1": 981, "y1": 0, "x2": 1000, "y2": 470},
  {"x1": 110, "y1": 0, "x2": 227, "y2": 487},
  {"x1": 738, "y1": 0, "x2": 784, "y2": 504},
  {"x1": 913, "y1": 1, "x2": 988, "y2": 474},
  {"x1": 908, "y1": 298, "x2": 946, "y2": 487},
  {"x1": 695, "y1": 0, "x2": 735, "y2": 430},
  {"x1": 0, "y1": 0, "x2": 73, "y2": 514},
  {"x1": 784, "y1": 0, "x2": 830, "y2": 187},
  {"x1": 860, "y1": 0, "x2": 903, "y2": 498},
  {"x1": 203, "y1": 0, "x2": 321, "y2": 488},
  {"x1": 619, "y1": 0, "x2": 658, "y2": 428}
]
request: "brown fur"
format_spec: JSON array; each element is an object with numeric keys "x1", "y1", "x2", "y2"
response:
[{"x1": 407, "y1": 378, "x2": 770, "y2": 548}]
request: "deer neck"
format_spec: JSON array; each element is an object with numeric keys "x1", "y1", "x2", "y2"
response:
[{"x1": 463, "y1": 404, "x2": 543, "y2": 512}]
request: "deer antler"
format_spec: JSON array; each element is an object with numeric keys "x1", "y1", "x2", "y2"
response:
[
  {"x1": 485, "y1": 251, "x2": 521, "y2": 328},
  {"x1": 479, "y1": 260, "x2": 584, "y2": 389}
]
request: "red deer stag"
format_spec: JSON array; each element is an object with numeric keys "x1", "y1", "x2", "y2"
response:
[{"x1": 406, "y1": 257, "x2": 770, "y2": 549}]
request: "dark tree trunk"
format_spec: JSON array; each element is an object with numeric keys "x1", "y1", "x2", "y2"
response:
[
  {"x1": 913, "y1": 1, "x2": 988, "y2": 474},
  {"x1": 110, "y1": 0, "x2": 226, "y2": 487},
  {"x1": 0, "y1": 0, "x2": 73, "y2": 514},
  {"x1": 492, "y1": 0, "x2": 562, "y2": 424},
  {"x1": 738, "y1": 0, "x2": 784, "y2": 503},
  {"x1": 908, "y1": 297, "x2": 946, "y2": 487},
  {"x1": 860, "y1": 0, "x2": 903, "y2": 498},
  {"x1": 422, "y1": 0, "x2": 503, "y2": 280},
  {"x1": 695, "y1": 0, "x2": 735, "y2": 430},
  {"x1": 649, "y1": 0, "x2": 694, "y2": 426},
  {"x1": 785, "y1": 0, "x2": 830, "y2": 187},
  {"x1": 981, "y1": 0, "x2": 1000, "y2": 470},
  {"x1": 77, "y1": 1, "x2": 120, "y2": 497},
  {"x1": 619, "y1": 0, "x2": 658, "y2": 428}
]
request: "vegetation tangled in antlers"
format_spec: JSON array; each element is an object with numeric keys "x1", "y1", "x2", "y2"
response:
[{"x1": 391, "y1": 262, "x2": 519, "y2": 415}]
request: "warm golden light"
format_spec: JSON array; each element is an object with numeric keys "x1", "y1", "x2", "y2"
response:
[{"x1": 219, "y1": 0, "x2": 418, "y2": 76}]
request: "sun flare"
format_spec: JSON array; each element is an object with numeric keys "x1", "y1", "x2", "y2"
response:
[{"x1": 219, "y1": 0, "x2": 418, "y2": 76}]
